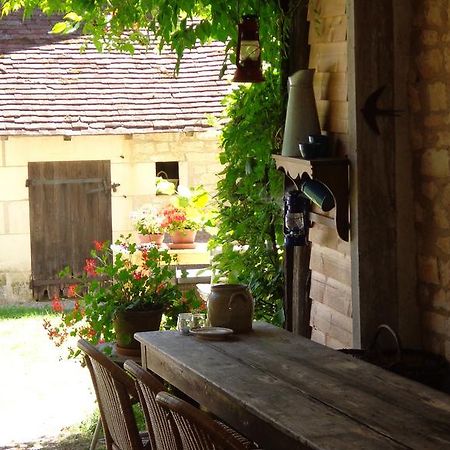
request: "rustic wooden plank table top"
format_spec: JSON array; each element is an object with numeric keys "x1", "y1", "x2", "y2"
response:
[{"x1": 135, "y1": 322, "x2": 450, "y2": 450}]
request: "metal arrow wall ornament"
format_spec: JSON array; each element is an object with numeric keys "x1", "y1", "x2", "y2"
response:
[{"x1": 361, "y1": 85, "x2": 403, "y2": 135}]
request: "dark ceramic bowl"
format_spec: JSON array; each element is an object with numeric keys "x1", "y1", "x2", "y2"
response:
[
  {"x1": 308, "y1": 134, "x2": 329, "y2": 145},
  {"x1": 299, "y1": 142, "x2": 327, "y2": 160}
]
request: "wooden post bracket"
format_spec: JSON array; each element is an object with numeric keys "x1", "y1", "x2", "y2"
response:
[{"x1": 273, "y1": 155, "x2": 350, "y2": 241}]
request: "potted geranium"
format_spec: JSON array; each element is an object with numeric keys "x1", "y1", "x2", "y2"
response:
[
  {"x1": 43, "y1": 238, "x2": 201, "y2": 358},
  {"x1": 130, "y1": 205, "x2": 166, "y2": 245},
  {"x1": 161, "y1": 185, "x2": 212, "y2": 247}
]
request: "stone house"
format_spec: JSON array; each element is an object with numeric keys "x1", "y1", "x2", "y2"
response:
[{"x1": 0, "y1": 12, "x2": 231, "y2": 302}]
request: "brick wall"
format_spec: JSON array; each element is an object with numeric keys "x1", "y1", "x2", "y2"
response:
[{"x1": 410, "y1": 0, "x2": 450, "y2": 358}]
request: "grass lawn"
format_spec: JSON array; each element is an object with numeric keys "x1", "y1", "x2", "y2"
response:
[{"x1": 0, "y1": 304, "x2": 99, "y2": 450}]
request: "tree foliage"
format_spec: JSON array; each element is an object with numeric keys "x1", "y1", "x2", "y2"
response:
[{"x1": 1, "y1": 0, "x2": 285, "y2": 72}]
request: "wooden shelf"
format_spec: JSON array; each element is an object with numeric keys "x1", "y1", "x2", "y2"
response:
[{"x1": 273, "y1": 155, "x2": 350, "y2": 241}]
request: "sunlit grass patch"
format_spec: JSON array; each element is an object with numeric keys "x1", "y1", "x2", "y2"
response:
[{"x1": 0, "y1": 304, "x2": 56, "y2": 320}]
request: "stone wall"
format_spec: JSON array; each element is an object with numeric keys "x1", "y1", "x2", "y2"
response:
[
  {"x1": 0, "y1": 131, "x2": 221, "y2": 303},
  {"x1": 410, "y1": 0, "x2": 450, "y2": 358}
]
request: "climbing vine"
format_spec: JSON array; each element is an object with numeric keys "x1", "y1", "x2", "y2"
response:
[{"x1": 211, "y1": 68, "x2": 285, "y2": 324}]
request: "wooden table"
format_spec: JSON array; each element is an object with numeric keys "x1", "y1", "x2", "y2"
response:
[{"x1": 135, "y1": 322, "x2": 450, "y2": 450}]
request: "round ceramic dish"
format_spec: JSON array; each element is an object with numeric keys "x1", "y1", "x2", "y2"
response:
[{"x1": 190, "y1": 327, "x2": 234, "y2": 340}]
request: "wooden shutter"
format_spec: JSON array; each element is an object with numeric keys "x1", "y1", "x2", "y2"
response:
[{"x1": 28, "y1": 160, "x2": 112, "y2": 299}]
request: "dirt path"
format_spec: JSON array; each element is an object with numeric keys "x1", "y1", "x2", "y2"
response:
[{"x1": 0, "y1": 313, "x2": 97, "y2": 449}]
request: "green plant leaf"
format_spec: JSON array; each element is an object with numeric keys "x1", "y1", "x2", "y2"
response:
[{"x1": 50, "y1": 22, "x2": 68, "y2": 34}]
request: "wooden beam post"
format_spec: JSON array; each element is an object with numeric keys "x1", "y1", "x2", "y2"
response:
[
  {"x1": 347, "y1": 0, "x2": 419, "y2": 348},
  {"x1": 282, "y1": 1, "x2": 312, "y2": 336}
]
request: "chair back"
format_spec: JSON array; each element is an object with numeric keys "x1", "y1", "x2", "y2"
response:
[
  {"x1": 124, "y1": 360, "x2": 180, "y2": 450},
  {"x1": 77, "y1": 339, "x2": 145, "y2": 450},
  {"x1": 156, "y1": 391, "x2": 249, "y2": 450}
]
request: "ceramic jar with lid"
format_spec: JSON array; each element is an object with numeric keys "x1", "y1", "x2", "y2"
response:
[{"x1": 207, "y1": 284, "x2": 254, "y2": 333}]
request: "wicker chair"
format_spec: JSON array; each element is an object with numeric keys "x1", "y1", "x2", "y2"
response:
[
  {"x1": 77, "y1": 339, "x2": 150, "y2": 450},
  {"x1": 156, "y1": 391, "x2": 255, "y2": 450},
  {"x1": 124, "y1": 360, "x2": 181, "y2": 450}
]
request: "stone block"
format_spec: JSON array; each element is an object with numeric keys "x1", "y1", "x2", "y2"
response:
[
  {"x1": 428, "y1": 82, "x2": 448, "y2": 111},
  {"x1": 11, "y1": 279, "x2": 31, "y2": 298},
  {"x1": 132, "y1": 163, "x2": 157, "y2": 195},
  {"x1": 112, "y1": 196, "x2": 134, "y2": 233},
  {"x1": 7, "y1": 200, "x2": 30, "y2": 234},
  {"x1": 310, "y1": 301, "x2": 332, "y2": 333},
  {"x1": 326, "y1": 325, "x2": 352, "y2": 348},
  {"x1": 418, "y1": 255, "x2": 440, "y2": 284},
  {"x1": 110, "y1": 163, "x2": 133, "y2": 197},
  {"x1": 410, "y1": 127, "x2": 424, "y2": 150},
  {"x1": 424, "y1": 1, "x2": 444, "y2": 27},
  {"x1": 436, "y1": 131, "x2": 450, "y2": 147},
  {"x1": 431, "y1": 289, "x2": 450, "y2": 312},
  {"x1": 437, "y1": 236, "x2": 450, "y2": 254},
  {"x1": 444, "y1": 340, "x2": 450, "y2": 361},
  {"x1": 416, "y1": 49, "x2": 443, "y2": 79},
  {"x1": 408, "y1": 86, "x2": 422, "y2": 113},
  {"x1": 326, "y1": 334, "x2": 350, "y2": 350},
  {"x1": 421, "y1": 29, "x2": 438, "y2": 45},
  {"x1": 0, "y1": 235, "x2": 31, "y2": 272},
  {"x1": 0, "y1": 167, "x2": 28, "y2": 201},
  {"x1": 421, "y1": 181, "x2": 438, "y2": 199},
  {"x1": 310, "y1": 327, "x2": 326, "y2": 345},
  {"x1": 0, "y1": 202, "x2": 5, "y2": 234},
  {"x1": 423, "y1": 311, "x2": 448, "y2": 335},
  {"x1": 186, "y1": 151, "x2": 220, "y2": 163},
  {"x1": 438, "y1": 259, "x2": 450, "y2": 288},
  {"x1": 5, "y1": 135, "x2": 128, "y2": 166},
  {"x1": 424, "y1": 113, "x2": 444, "y2": 127},
  {"x1": 421, "y1": 148, "x2": 449, "y2": 177},
  {"x1": 424, "y1": 332, "x2": 444, "y2": 355},
  {"x1": 433, "y1": 204, "x2": 450, "y2": 228}
]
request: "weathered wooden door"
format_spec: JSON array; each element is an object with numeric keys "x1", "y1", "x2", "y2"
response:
[{"x1": 28, "y1": 160, "x2": 112, "y2": 299}]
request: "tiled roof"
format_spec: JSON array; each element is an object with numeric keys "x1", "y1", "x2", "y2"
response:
[{"x1": 0, "y1": 11, "x2": 232, "y2": 136}]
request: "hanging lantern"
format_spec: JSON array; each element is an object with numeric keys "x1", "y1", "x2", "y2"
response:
[{"x1": 232, "y1": 15, "x2": 264, "y2": 83}]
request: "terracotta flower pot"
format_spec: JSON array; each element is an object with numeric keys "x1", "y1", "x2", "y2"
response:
[
  {"x1": 114, "y1": 307, "x2": 164, "y2": 357},
  {"x1": 138, "y1": 233, "x2": 164, "y2": 246},
  {"x1": 169, "y1": 229, "x2": 197, "y2": 245}
]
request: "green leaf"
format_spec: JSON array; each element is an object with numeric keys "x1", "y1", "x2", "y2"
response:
[
  {"x1": 64, "y1": 12, "x2": 82, "y2": 22},
  {"x1": 50, "y1": 22, "x2": 68, "y2": 34}
]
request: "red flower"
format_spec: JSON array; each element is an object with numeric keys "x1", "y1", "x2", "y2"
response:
[
  {"x1": 133, "y1": 271, "x2": 142, "y2": 280},
  {"x1": 51, "y1": 295, "x2": 63, "y2": 313},
  {"x1": 94, "y1": 240, "x2": 104, "y2": 251},
  {"x1": 84, "y1": 258, "x2": 97, "y2": 277},
  {"x1": 67, "y1": 284, "x2": 77, "y2": 298},
  {"x1": 156, "y1": 282, "x2": 166, "y2": 294}
]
